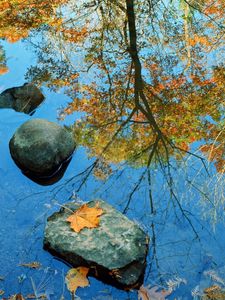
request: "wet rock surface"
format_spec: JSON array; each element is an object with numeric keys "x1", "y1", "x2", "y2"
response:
[
  {"x1": 44, "y1": 200, "x2": 149, "y2": 289},
  {"x1": 9, "y1": 119, "x2": 75, "y2": 181},
  {"x1": 0, "y1": 83, "x2": 44, "y2": 114}
]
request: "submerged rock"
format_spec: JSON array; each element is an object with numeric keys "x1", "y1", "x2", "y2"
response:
[
  {"x1": 44, "y1": 200, "x2": 149, "y2": 289},
  {"x1": 9, "y1": 119, "x2": 75, "y2": 184},
  {"x1": 0, "y1": 83, "x2": 44, "y2": 114}
]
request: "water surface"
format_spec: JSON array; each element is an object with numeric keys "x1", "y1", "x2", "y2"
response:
[{"x1": 0, "y1": 1, "x2": 224, "y2": 299}]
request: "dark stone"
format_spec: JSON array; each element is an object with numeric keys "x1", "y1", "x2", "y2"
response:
[
  {"x1": 0, "y1": 83, "x2": 44, "y2": 114},
  {"x1": 9, "y1": 119, "x2": 75, "y2": 183},
  {"x1": 44, "y1": 200, "x2": 149, "y2": 289},
  {"x1": 21, "y1": 155, "x2": 73, "y2": 186}
]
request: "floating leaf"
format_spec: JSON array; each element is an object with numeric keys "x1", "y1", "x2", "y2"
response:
[
  {"x1": 66, "y1": 203, "x2": 103, "y2": 233},
  {"x1": 19, "y1": 262, "x2": 41, "y2": 269},
  {"x1": 0, "y1": 290, "x2": 4, "y2": 296},
  {"x1": 16, "y1": 295, "x2": 25, "y2": 300},
  {"x1": 26, "y1": 295, "x2": 36, "y2": 299},
  {"x1": 8, "y1": 294, "x2": 25, "y2": 300},
  {"x1": 204, "y1": 285, "x2": 221, "y2": 294},
  {"x1": 202, "y1": 285, "x2": 225, "y2": 300},
  {"x1": 65, "y1": 267, "x2": 89, "y2": 294},
  {"x1": 26, "y1": 293, "x2": 46, "y2": 299},
  {"x1": 138, "y1": 285, "x2": 171, "y2": 300}
]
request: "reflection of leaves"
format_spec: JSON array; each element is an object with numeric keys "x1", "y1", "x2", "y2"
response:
[
  {"x1": 0, "y1": 65, "x2": 8, "y2": 75},
  {"x1": 138, "y1": 285, "x2": 171, "y2": 300},
  {"x1": 65, "y1": 267, "x2": 89, "y2": 294},
  {"x1": 93, "y1": 160, "x2": 113, "y2": 181},
  {"x1": 66, "y1": 203, "x2": 103, "y2": 233},
  {"x1": 0, "y1": 0, "x2": 69, "y2": 43}
]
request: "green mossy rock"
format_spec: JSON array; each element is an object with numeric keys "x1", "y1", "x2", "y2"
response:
[
  {"x1": 44, "y1": 200, "x2": 149, "y2": 289},
  {"x1": 9, "y1": 119, "x2": 75, "y2": 176}
]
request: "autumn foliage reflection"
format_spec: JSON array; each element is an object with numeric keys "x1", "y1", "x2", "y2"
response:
[
  {"x1": 1, "y1": 0, "x2": 224, "y2": 174},
  {"x1": 64, "y1": 61, "x2": 224, "y2": 174},
  {"x1": 0, "y1": 0, "x2": 70, "y2": 42},
  {"x1": 63, "y1": 0, "x2": 224, "y2": 174}
]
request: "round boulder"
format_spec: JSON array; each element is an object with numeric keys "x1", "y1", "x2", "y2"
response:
[{"x1": 9, "y1": 119, "x2": 76, "y2": 178}]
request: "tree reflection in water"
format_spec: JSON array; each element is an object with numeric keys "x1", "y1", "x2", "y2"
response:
[{"x1": 0, "y1": 0, "x2": 224, "y2": 298}]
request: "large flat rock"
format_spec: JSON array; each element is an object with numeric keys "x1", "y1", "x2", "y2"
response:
[{"x1": 44, "y1": 200, "x2": 149, "y2": 289}]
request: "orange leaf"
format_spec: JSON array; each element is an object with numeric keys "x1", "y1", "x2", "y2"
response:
[
  {"x1": 7, "y1": 294, "x2": 25, "y2": 300},
  {"x1": 0, "y1": 66, "x2": 8, "y2": 75},
  {"x1": 138, "y1": 285, "x2": 171, "y2": 300},
  {"x1": 66, "y1": 203, "x2": 103, "y2": 233},
  {"x1": 65, "y1": 267, "x2": 89, "y2": 294}
]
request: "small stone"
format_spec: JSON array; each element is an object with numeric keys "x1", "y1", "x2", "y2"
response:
[
  {"x1": 0, "y1": 83, "x2": 44, "y2": 114},
  {"x1": 44, "y1": 200, "x2": 149, "y2": 289}
]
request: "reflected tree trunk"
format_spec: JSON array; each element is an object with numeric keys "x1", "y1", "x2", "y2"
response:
[{"x1": 126, "y1": 0, "x2": 163, "y2": 136}]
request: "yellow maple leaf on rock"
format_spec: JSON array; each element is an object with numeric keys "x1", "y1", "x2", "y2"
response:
[{"x1": 66, "y1": 202, "x2": 103, "y2": 233}]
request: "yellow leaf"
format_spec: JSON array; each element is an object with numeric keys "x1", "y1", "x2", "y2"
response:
[
  {"x1": 26, "y1": 294, "x2": 46, "y2": 299},
  {"x1": 66, "y1": 203, "x2": 103, "y2": 233},
  {"x1": 65, "y1": 267, "x2": 89, "y2": 294},
  {"x1": 8, "y1": 294, "x2": 25, "y2": 300}
]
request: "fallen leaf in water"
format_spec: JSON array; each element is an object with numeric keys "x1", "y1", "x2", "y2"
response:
[
  {"x1": 0, "y1": 290, "x2": 4, "y2": 296},
  {"x1": 26, "y1": 294, "x2": 46, "y2": 299},
  {"x1": 204, "y1": 285, "x2": 221, "y2": 294},
  {"x1": 138, "y1": 285, "x2": 171, "y2": 300},
  {"x1": 25, "y1": 295, "x2": 36, "y2": 299},
  {"x1": 7, "y1": 294, "x2": 25, "y2": 300},
  {"x1": 203, "y1": 285, "x2": 225, "y2": 300},
  {"x1": 66, "y1": 203, "x2": 103, "y2": 233},
  {"x1": 15, "y1": 294, "x2": 25, "y2": 300},
  {"x1": 65, "y1": 267, "x2": 89, "y2": 294},
  {"x1": 19, "y1": 262, "x2": 41, "y2": 269}
]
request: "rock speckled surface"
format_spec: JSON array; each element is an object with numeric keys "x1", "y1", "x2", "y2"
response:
[
  {"x1": 44, "y1": 200, "x2": 149, "y2": 289},
  {"x1": 9, "y1": 119, "x2": 75, "y2": 177},
  {"x1": 0, "y1": 83, "x2": 44, "y2": 114}
]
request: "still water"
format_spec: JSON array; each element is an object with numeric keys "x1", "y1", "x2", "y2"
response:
[{"x1": 0, "y1": 1, "x2": 224, "y2": 299}]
